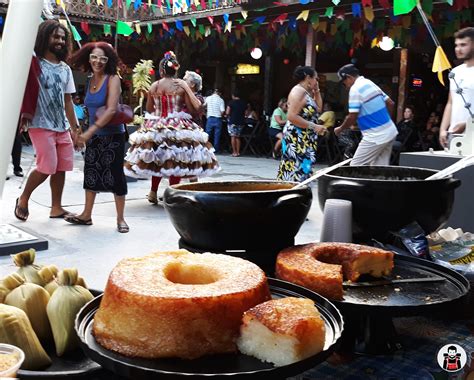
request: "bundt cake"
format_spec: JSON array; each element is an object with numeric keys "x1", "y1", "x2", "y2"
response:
[
  {"x1": 236, "y1": 297, "x2": 326, "y2": 366},
  {"x1": 93, "y1": 250, "x2": 271, "y2": 359},
  {"x1": 276, "y1": 242, "x2": 394, "y2": 300}
]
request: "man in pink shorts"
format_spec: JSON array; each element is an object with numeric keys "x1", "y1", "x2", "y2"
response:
[{"x1": 15, "y1": 20, "x2": 80, "y2": 221}]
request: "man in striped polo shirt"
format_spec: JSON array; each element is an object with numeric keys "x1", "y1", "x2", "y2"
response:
[{"x1": 335, "y1": 64, "x2": 398, "y2": 166}]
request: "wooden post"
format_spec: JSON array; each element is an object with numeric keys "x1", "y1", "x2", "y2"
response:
[
  {"x1": 263, "y1": 55, "x2": 273, "y2": 116},
  {"x1": 396, "y1": 48, "x2": 408, "y2": 122},
  {"x1": 305, "y1": 29, "x2": 317, "y2": 68}
]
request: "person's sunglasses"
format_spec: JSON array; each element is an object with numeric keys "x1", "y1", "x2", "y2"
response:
[{"x1": 89, "y1": 54, "x2": 109, "y2": 64}]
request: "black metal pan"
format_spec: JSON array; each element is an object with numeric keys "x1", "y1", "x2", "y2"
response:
[
  {"x1": 334, "y1": 254, "x2": 470, "y2": 316},
  {"x1": 75, "y1": 278, "x2": 343, "y2": 380}
]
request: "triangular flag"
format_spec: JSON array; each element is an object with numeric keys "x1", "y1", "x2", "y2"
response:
[
  {"x1": 296, "y1": 10, "x2": 310, "y2": 21},
  {"x1": 361, "y1": 0, "x2": 372, "y2": 5},
  {"x1": 332, "y1": 0, "x2": 340, "y2": 4},
  {"x1": 175, "y1": 20, "x2": 184, "y2": 31},
  {"x1": 208, "y1": 16, "x2": 214, "y2": 24},
  {"x1": 162, "y1": 22, "x2": 169, "y2": 31},
  {"x1": 199, "y1": 24, "x2": 205, "y2": 34},
  {"x1": 432, "y1": 46, "x2": 452, "y2": 86},
  {"x1": 364, "y1": 5, "x2": 375, "y2": 22},
  {"x1": 116, "y1": 20, "x2": 134, "y2": 36},
  {"x1": 273, "y1": 13, "x2": 288, "y2": 25},
  {"x1": 147, "y1": 23, "x2": 153, "y2": 34},
  {"x1": 183, "y1": 26, "x2": 191, "y2": 35},
  {"x1": 205, "y1": 26, "x2": 211, "y2": 36},
  {"x1": 80, "y1": 21, "x2": 90, "y2": 35},
  {"x1": 225, "y1": 21, "x2": 232, "y2": 33},
  {"x1": 190, "y1": 18, "x2": 197, "y2": 27},
  {"x1": 241, "y1": 11, "x2": 248, "y2": 19},
  {"x1": 223, "y1": 14, "x2": 229, "y2": 24},
  {"x1": 135, "y1": 23, "x2": 142, "y2": 34},
  {"x1": 103, "y1": 24, "x2": 112, "y2": 36},
  {"x1": 126, "y1": 0, "x2": 132, "y2": 7},
  {"x1": 393, "y1": 0, "x2": 417, "y2": 15},
  {"x1": 70, "y1": 25, "x2": 82, "y2": 41},
  {"x1": 324, "y1": 7, "x2": 334, "y2": 18},
  {"x1": 352, "y1": 3, "x2": 362, "y2": 17}
]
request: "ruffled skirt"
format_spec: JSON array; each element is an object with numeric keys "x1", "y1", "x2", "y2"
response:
[{"x1": 124, "y1": 112, "x2": 220, "y2": 178}]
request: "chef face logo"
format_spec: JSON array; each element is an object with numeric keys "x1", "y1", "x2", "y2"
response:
[{"x1": 437, "y1": 344, "x2": 467, "y2": 372}]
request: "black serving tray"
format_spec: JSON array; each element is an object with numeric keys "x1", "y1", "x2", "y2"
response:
[
  {"x1": 75, "y1": 278, "x2": 344, "y2": 380},
  {"x1": 334, "y1": 254, "x2": 470, "y2": 316},
  {"x1": 18, "y1": 290, "x2": 102, "y2": 378}
]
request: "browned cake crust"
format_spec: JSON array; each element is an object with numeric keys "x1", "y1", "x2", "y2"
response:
[
  {"x1": 93, "y1": 250, "x2": 271, "y2": 359},
  {"x1": 276, "y1": 242, "x2": 394, "y2": 300}
]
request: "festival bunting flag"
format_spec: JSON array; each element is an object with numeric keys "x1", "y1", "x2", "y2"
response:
[
  {"x1": 241, "y1": 11, "x2": 248, "y2": 19},
  {"x1": 117, "y1": 20, "x2": 134, "y2": 36},
  {"x1": 135, "y1": 23, "x2": 142, "y2": 34},
  {"x1": 70, "y1": 25, "x2": 82, "y2": 41},
  {"x1": 80, "y1": 21, "x2": 90, "y2": 35},
  {"x1": 324, "y1": 7, "x2": 334, "y2": 18},
  {"x1": 432, "y1": 46, "x2": 451, "y2": 85},
  {"x1": 352, "y1": 2, "x2": 362, "y2": 16},
  {"x1": 394, "y1": 0, "x2": 417, "y2": 15},
  {"x1": 103, "y1": 24, "x2": 112, "y2": 36},
  {"x1": 364, "y1": 5, "x2": 375, "y2": 22},
  {"x1": 296, "y1": 10, "x2": 310, "y2": 21}
]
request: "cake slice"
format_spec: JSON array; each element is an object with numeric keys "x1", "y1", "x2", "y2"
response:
[{"x1": 236, "y1": 297, "x2": 326, "y2": 366}]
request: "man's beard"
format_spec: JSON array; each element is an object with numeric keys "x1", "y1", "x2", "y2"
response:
[{"x1": 49, "y1": 45, "x2": 68, "y2": 61}]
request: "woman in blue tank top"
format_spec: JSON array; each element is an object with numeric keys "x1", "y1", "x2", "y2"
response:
[{"x1": 68, "y1": 42, "x2": 129, "y2": 233}]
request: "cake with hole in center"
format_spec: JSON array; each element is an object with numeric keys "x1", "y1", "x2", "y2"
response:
[
  {"x1": 276, "y1": 242, "x2": 394, "y2": 300},
  {"x1": 92, "y1": 250, "x2": 271, "y2": 359}
]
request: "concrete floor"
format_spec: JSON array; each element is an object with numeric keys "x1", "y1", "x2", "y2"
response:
[{"x1": 0, "y1": 146, "x2": 324, "y2": 290}]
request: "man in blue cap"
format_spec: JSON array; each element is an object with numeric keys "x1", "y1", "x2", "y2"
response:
[{"x1": 335, "y1": 64, "x2": 398, "y2": 166}]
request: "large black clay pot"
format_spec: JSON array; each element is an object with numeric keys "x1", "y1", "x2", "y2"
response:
[
  {"x1": 163, "y1": 181, "x2": 312, "y2": 251},
  {"x1": 318, "y1": 166, "x2": 461, "y2": 241}
]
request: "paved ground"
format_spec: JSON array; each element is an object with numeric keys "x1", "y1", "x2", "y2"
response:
[{"x1": 0, "y1": 146, "x2": 325, "y2": 290}]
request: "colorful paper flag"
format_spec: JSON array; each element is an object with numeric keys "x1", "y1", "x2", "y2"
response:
[
  {"x1": 103, "y1": 24, "x2": 112, "y2": 36},
  {"x1": 332, "y1": 0, "x2": 341, "y2": 5},
  {"x1": 296, "y1": 10, "x2": 310, "y2": 21},
  {"x1": 147, "y1": 23, "x2": 153, "y2": 34},
  {"x1": 364, "y1": 5, "x2": 375, "y2": 22},
  {"x1": 324, "y1": 6, "x2": 334, "y2": 18},
  {"x1": 393, "y1": 0, "x2": 417, "y2": 15},
  {"x1": 175, "y1": 20, "x2": 184, "y2": 31},
  {"x1": 190, "y1": 18, "x2": 197, "y2": 27},
  {"x1": 241, "y1": 11, "x2": 248, "y2": 19},
  {"x1": 70, "y1": 25, "x2": 82, "y2": 41},
  {"x1": 80, "y1": 21, "x2": 90, "y2": 35},
  {"x1": 117, "y1": 20, "x2": 134, "y2": 36},
  {"x1": 432, "y1": 46, "x2": 452, "y2": 85}
]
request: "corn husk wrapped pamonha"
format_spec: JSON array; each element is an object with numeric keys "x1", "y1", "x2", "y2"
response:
[
  {"x1": 0, "y1": 303, "x2": 51, "y2": 370},
  {"x1": 4, "y1": 273, "x2": 52, "y2": 341},
  {"x1": 12, "y1": 249, "x2": 44, "y2": 286},
  {"x1": 38, "y1": 265, "x2": 59, "y2": 295},
  {"x1": 47, "y1": 269, "x2": 93, "y2": 356}
]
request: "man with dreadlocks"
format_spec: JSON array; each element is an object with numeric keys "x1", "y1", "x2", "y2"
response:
[
  {"x1": 124, "y1": 51, "x2": 220, "y2": 204},
  {"x1": 15, "y1": 20, "x2": 79, "y2": 221}
]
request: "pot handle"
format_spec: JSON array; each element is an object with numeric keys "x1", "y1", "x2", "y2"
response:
[
  {"x1": 162, "y1": 194, "x2": 206, "y2": 213},
  {"x1": 271, "y1": 193, "x2": 312, "y2": 208},
  {"x1": 325, "y1": 179, "x2": 371, "y2": 201},
  {"x1": 443, "y1": 177, "x2": 461, "y2": 191}
]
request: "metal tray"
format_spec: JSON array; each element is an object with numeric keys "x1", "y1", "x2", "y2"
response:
[
  {"x1": 334, "y1": 254, "x2": 470, "y2": 316},
  {"x1": 18, "y1": 290, "x2": 102, "y2": 378},
  {"x1": 75, "y1": 278, "x2": 344, "y2": 379}
]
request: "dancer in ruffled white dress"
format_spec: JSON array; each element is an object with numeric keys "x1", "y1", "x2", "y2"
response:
[{"x1": 124, "y1": 52, "x2": 220, "y2": 201}]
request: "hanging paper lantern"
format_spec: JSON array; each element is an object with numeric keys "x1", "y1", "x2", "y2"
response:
[{"x1": 250, "y1": 47, "x2": 263, "y2": 59}]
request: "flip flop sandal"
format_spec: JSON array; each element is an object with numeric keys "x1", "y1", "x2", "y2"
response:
[
  {"x1": 49, "y1": 211, "x2": 72, "y2": 219},
  {"x1": 14, "y1": 198, "x2": 29, "y2": 221},
  {"x1": 117, "y1": 223, "x2": 129, "y2": 233},
  {"x1": 65, "y1": 215, "x2": 93, "y2": 225}
]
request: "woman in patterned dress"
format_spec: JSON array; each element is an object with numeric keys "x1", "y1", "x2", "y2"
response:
[
  {"x1": 67, "y1": 42, "x2": 129, "y2": 233},
  {"x1": 277, "y1": 66, "x2": 326, "y2": 182}
]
